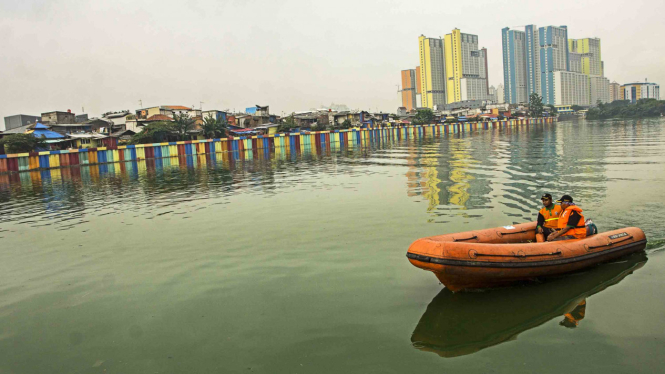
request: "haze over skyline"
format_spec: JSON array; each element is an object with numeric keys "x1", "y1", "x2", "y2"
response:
[{"x1": 1, "y1": 0, "x2": 662, "y2": 120}]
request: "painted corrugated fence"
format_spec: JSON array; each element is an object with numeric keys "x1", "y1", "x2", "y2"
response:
[{"x1": 0, "y1": 118, "x2": 555, "y2": 174}]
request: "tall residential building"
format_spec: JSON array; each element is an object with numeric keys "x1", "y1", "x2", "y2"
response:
[
  {"x1": 524, "y1": 25, "x2": 541, "y2": 96},
  {"x1": 497, "y1": 83, "x2": 505, "y2": 103},
  {"x1": 401, "y1": 69, "x2": 418, "y2": 111},
  {"x1": 569, "y1": 38, "x2": 603, "y2": 77},
  {"x1": 502, "y1": 27, "x2": 528, "y2": 104},
  {"x1": 444, "y1": 28, "x2": 488, "y2": 104},
  {"x1": 621, "y1": 82, "x2": 660, "y2": 103},
  {"x1": 418, "y1": 36, "x2": 446, "y2": 109},
  {"x1": 539, "y1": 26, "x2": 570, "y2": 105},
  {"x1": 553, "y1": 71, "x2": 590, "y2": 106},
  {"x1": 609, "y1": 81, "x2": 621, "y2": 102},
  {"x1": 590, "y1": 76, "x2": 610, "y2": 105},
  {"x1": 415, "y1": 66, "x2": 422, "y2": 107},
  {"x1": 489, "y1": 85, "x2": 497, "y2": 103},
  {"x1": 569, "y1": 52, "x2": 583, "y2": 73}
]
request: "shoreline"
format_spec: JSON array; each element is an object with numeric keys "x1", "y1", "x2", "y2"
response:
[{"x1": 0, "y1": 118, "x2": 555, "y2": 175}]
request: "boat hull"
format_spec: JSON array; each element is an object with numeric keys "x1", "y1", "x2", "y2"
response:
[{"x1": 406, "y1": 222, "x2": 647, "y2": 291}]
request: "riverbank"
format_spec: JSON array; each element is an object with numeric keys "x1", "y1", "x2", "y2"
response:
[{"x1": 0, "y1": 118, "x2": 554, "y2": 174}]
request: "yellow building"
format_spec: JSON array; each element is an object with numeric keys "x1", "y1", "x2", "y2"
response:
[
  {"x1": 568, "y1": 38, "x2": 603, "y2": 77},
  {"x1": 444, "y1": 29, "x2": 488, "y2": 104},
  {"x1": 418, "y1": 35, "x2": 446, "y2": 109}
]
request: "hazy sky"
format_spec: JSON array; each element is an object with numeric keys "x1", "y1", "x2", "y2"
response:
[{"x1": 1, "y1": 0, "x2": 663, "y2": 120}]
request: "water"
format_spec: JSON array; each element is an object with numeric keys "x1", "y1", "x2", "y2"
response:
[{"x1": 1, "y1": 119, "x2": 664, "y2": 373}]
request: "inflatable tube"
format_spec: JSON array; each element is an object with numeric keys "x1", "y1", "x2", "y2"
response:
[{"x1": 406, "y1": 222, "x2": 647, "y2": 291}]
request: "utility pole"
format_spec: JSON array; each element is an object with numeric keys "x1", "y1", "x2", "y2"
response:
[{"x1": 139, "y1": 99, "x2": 143, "y2": 108}]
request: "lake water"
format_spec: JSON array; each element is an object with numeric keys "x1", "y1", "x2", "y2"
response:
[{"x1": 1, "y1": 119, "x2": 664, "y2": 373}]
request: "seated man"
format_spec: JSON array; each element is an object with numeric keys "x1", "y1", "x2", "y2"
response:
[
  {"x1": 536, "y1": 193, "x2": 562, "y2": 240},
  {"x1": 547, "y1": 195, "x2": 586, "y2": 241}
]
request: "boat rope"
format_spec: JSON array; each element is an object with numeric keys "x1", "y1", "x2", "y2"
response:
[{"x1": 587, "y1": 235, "x2": 633, "y2": 249}]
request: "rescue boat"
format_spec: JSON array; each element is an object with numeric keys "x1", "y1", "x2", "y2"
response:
[{"x1": 406, "y1": 222, "x2": 647, "y2": 291}]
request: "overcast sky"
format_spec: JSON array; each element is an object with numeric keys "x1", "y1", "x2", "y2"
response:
[{"x1": 1, "y1": 0, "x2": 663, "y2": 119}]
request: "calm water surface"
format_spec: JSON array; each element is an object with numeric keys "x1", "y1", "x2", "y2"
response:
[{"x1": 1, "y1": 119, "x2": 665, "y2": 373}]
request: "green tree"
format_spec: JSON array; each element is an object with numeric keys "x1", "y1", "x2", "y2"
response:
[
  {"x1": 412, "y1": 108, "x2": 434, "y2": 125},
  {"x1": 528, "y1": 93, "x2": 544, "y2": 117},
  {"x1": 201, "y1": 115, "x2": 227, "y2": 139},
  {"x1": 571, "y1": 105, "x2": 583, "y2": 112},
  {"x1": 278, "y1": 115, "x2": 297, "y2": 133},
  {"x1": 0, "y1": 133, "x2": 47, "y2": 153},
  {"x1": 340, "y1": 119, "x2": 353, "y2": 129},
  {"x1": 172, "y1": 112, "x2": 195, "y2": 140},
  {"x1": 130, "y1": 121, "x2": 175, "y2": 144},
  {"x1": 546, "y1": 104, "x2": 557, "y2": 115}
]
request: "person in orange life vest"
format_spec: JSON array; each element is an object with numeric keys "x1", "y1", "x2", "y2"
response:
[
  {"x1": 536, "y1": 193, "x2": 562, "y2": 240},
  {"x1": 547, "y1": 195, "x2": 586, "y2": 241}
]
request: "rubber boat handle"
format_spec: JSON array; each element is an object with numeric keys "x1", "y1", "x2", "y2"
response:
[
  {"x1": 587, "y1": 235, "x2": 634, "y2": 249},
  {"x1": 454, "y1": 235, "x2": 478, "y2": 242},
  {"x1": 497, "y1": 230, "x2": 530, "y2": 236}
]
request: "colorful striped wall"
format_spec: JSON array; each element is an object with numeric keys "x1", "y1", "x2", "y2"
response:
[{"x1": 0, "y1": 118, "x2": 555, "y2": 175}]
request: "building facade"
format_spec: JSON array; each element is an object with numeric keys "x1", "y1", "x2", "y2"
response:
[
  {"x1": 569, "y1": 38, "x2": 603, "y2": 77},
  {"x1": 418, "y1": 36, "x2": 446, "y2": 109},
  {"x1": 539, "y1": 26, "x2": 570, "y2": 105},
  {"x1": 609, "y1": 82, "x2": 621, "y2": 102},
  {"x1": 41, "y1": 111, "x2": 77, "y2": 125},
  {"x1": 497, "y1": 83, "x2": 505, "y2": 103},
  {"x1": 502, "y1": 27, "x2": 528, "y2": 104},
  {"x1": 445, "y1": 29, "x2": 488, "y2": 104},
  {"x1": 589, "y1": 76, "x2": 610, "y2": 105},
  {"x1": 2, "y1": 114, "x2": 41, "y2": 132},
  {"x1": 401, "y1": 69, "x2": 419, "y2": 111},
  {"x1": 621, "y1": 82, "x2": 660, "y2": 103},
  {"x1": 553, "y1": 71, "x2": 590, "y2": 106}
]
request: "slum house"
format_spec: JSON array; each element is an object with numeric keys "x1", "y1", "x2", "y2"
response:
[
  {"x1": 41, "y1": 110, "x2": 76, "y2": 125},
  {"x1": 102, "y1": 110, "x2": 133, "y2": 131}
]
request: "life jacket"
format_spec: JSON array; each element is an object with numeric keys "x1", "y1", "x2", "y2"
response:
[
  {"x1": 558, "y1": 205, "x2": 586, "y2": 239},
  {"x1": 539, "y1": 204, "x2": 563, "y2": 229}
]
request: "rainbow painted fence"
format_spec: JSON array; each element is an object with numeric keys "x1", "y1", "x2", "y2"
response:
[{"x1": 0, "y1": 118, "x2": 555, "y2": 175}]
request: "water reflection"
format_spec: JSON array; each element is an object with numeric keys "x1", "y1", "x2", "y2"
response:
[{"x1": 410, "y1": 252, "x2": 647, "y2": 358}]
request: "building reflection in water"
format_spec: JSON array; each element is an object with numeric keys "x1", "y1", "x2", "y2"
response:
[{"x1": 410, "y1": 252, "x2": 647, "y2": 358}]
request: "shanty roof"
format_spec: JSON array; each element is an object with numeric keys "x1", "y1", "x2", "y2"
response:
[
  {"x1": 27, "y1": 123, "x2": 65, "y2": 139},
  {"x1": 147, "y1": 114, "x2": 174, "y2": 121},
  {"x1": 163, "y1": 105, "x2": 192, "y2": 110},
  {"x1": 68, "y1": 133, "x2": 108, "y2": 139},
  {"x1": 2, "y1": 124, "x2": 35, "y2": 134}
]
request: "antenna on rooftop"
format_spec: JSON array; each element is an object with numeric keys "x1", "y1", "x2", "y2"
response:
[{"x1": 139, "y1": 99, "x2": 143, "y2": 107}]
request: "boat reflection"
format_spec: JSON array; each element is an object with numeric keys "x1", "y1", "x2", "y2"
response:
[{"x1": 411, "y1": 252, "x2": 647, "y2": 358}]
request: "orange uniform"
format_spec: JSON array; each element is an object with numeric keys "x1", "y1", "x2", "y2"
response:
[
  {"x1": 538, "y1": 205, "x2": 563, "y2": 229},
  {"x1": 558, "y1": 205, "x2": 586, "y2": 239}
]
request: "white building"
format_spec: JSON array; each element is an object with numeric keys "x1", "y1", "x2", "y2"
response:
[
  {"x1": 460, "y1": 78, "x2": 489, "y2": 101},
  {"x1": 497, "y1": 83, "x2": 505, "y2": 103},
  {"x1": 589, "y1": 76, "x2": 610, "y2": 105},
  {"x1": 553, "y1": 71, "x2": 590, "y2": 106}
]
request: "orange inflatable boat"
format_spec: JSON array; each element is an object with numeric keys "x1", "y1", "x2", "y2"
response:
[{"x1": 406, "y1": 222, "x2": 647, "y2": 292}]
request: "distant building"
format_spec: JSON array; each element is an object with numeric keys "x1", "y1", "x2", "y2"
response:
[
  {"x1": 589, "y1": 76, "x2": 610, "y2": 105},
  {"x1": 568, "y1": 52, "x2": 583, "y2": 73},
  {"x1": 397, "y1": 107, "x2": 407, "y2": 116},
  {"x1": 418, "y1": 35, "x2": 446, "y2": 109},
  {"x1": 202, "y1": 110, "x2": 228, "y2": 122},
  {"x1": 2, "y1": 114, "x2": 40, "y2": 132},
  {"x1": 609, "y1": 82, "x2": 621, "y2": 102},
  {"x1": 496, "y1": 83, "x2": 505, "y2": 104},
  {"x1": 553, "y1": 71, "x2": 590, "y2": 106},
  {"x1": 621, "y1": 82, "x2": 660, "y2": 103},
  {"x1": 135, "y1": 105, "x2": 200, "y2": 120},
  {"x1": 445, "y1": 29, "x2": 488, "y2": 103},
  {"x1": 401, "y1": 68, "x2": 419, "y2": 111},
  {"x1": 41, "y1": 110, "x2": 76, "y2": 125},
  {"x1": 502, "y1": 27, "x2": 528, "y2": 104},
  {"x1": 103, "y1": 110, "x2": 133, "y2": 131},
  {"x1": 75, "y1": 113, "x2": 89, "y2": 123},
  {"x1": 569, "y1": 38, "x2": 604, "y2": 77}
]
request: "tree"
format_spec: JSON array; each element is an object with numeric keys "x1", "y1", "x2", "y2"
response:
[
  {"x1": 278, "y1": 115, "x2": 297, "y2": 133},
  {"x1": 201, "y1": 115, "x2": 227, "y2": 139},
  {"x1": 172, "y1": 112, "x2": 195, "y2": 140},
  {"x1": 412, "y1": 108, "x2": 434, "y2": 125},
  {"x1": 528, "y1": 93, "x2": 544, "y2": 117},
  {"x1": 0, "y1": 133, "x2": 47, "y2": 153},
  {"x1": 546, "y1": 104, "x2": 557, "y2": 115},
  {"x1": 571, "y1": 105, "x2": 583, "y2": 112},
  {"x1": 130, "y1": 121, "x2": 175, "y2": 144},
  {"x1": 339, "y1": 119, "x2": 353, "y2": 129}
]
